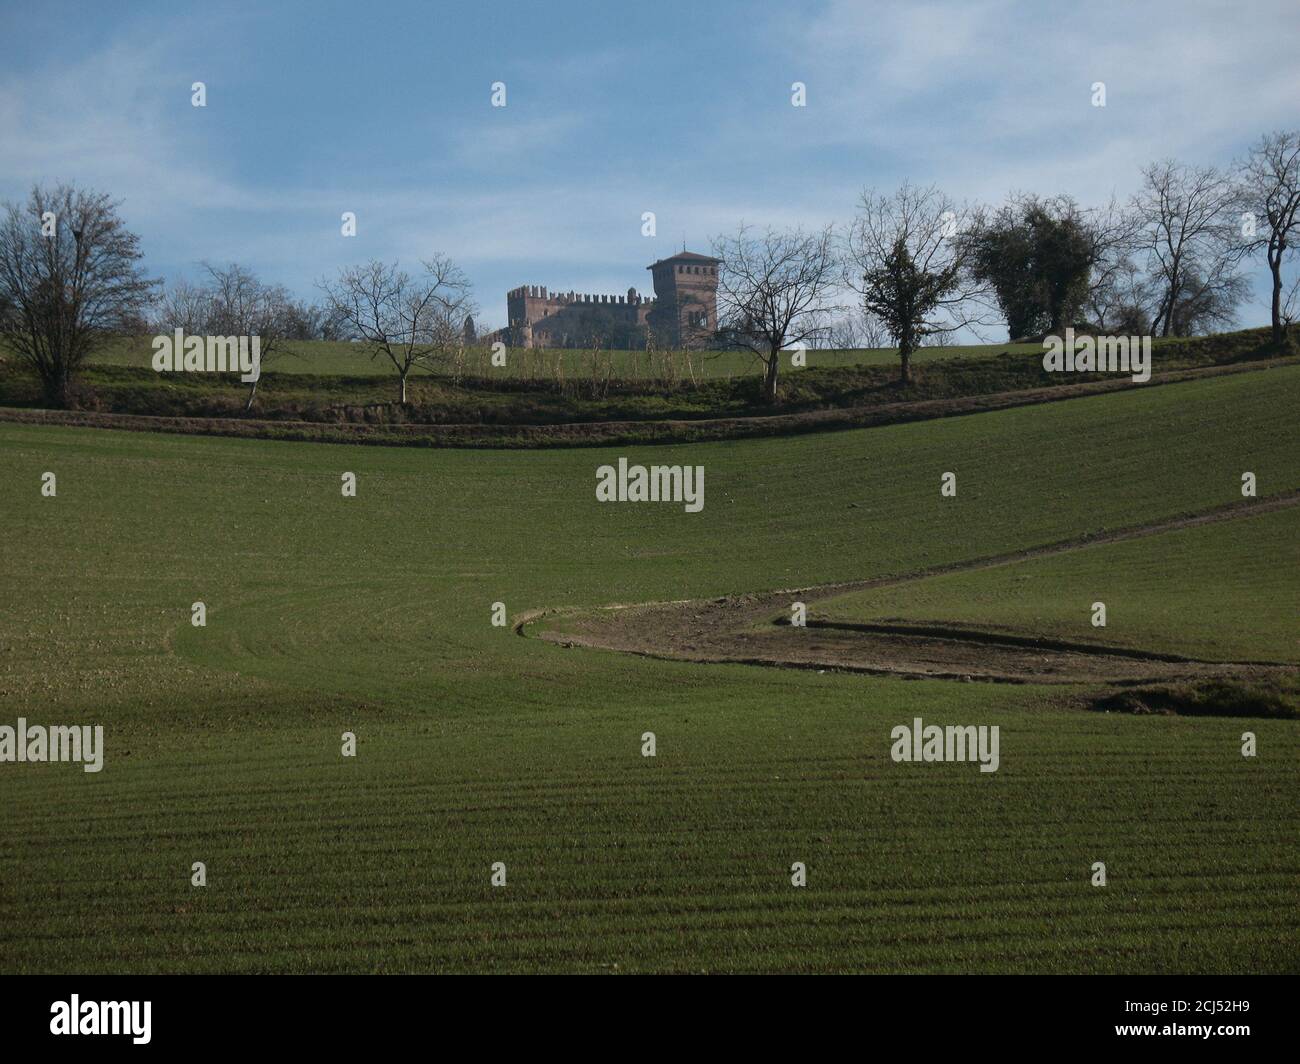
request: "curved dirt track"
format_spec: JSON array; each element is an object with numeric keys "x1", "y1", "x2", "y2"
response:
[{"x1": 520, "y1": 490, "x2": 1300, "y2": 685}]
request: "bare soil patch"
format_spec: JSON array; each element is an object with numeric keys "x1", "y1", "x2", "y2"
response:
[{"x1": 523, "y1": 491, "x2": 1300, "y2": 686}]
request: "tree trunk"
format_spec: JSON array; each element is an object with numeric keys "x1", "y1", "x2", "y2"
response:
[
  {"x1": 763, "y1": 353, "x2": 780, "y2": 403},
  {"x1": 399, "y1": 371, "x2": 408, "y2": 404},
  {"x1": 43, "y1": 364, "x2": 73, "y2": 409},
  {"x1": 1271, "y1": 257, "x2": 1284, "y2": 348},
  {"x1": 1160, "y1": 257, "x2": 1179, "y2": 337},
  {"x1": 899, "y1": 344, "x2": 913, "y2": 384},
  {"x1": 244, "y1": 377, "x2": 259, "y2": 413}
]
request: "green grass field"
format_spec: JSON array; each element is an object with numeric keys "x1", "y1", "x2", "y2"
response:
[
  {"x1": 818, "y1": 505, "x2": 1300, "y2": 663},
  {"x1": 1, "y1": 329, "x2": 1277, "y2": 437},
  {"x1": 1, "y1": 365, "x2": 1297, "y2": 972},
  {"x1": 85, "y1": 334, "x2": 1041, "y2": 379}
]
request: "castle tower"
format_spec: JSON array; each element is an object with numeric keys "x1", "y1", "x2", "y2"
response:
[{"x1": 646, "y1": 251, "x2": 720, "y2": 347}]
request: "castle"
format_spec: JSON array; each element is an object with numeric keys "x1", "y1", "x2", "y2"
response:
[{"x1": 498, "y1": 251, "x2": 719, "y2": 349}]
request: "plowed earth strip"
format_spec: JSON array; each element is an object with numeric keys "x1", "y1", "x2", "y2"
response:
[{"x1": 518, "y1": 490, "x2": 1300, "y2": 685}]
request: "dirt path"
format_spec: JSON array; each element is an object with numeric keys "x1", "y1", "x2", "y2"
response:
[{"x1": 520, "y1": 490, "x2": 1300, "y2": 685}]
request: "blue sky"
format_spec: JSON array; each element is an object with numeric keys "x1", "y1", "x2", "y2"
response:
[{"x1": 2, "y1": 0, "x2": 1297, "y2": 331}]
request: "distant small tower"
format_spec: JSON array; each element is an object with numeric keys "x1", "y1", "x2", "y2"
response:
[{"x1": 646, "y1": 251, "x2": 720, "y2": 346}]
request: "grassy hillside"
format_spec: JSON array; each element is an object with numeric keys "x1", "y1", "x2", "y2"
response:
[
  {"x1": 80, "y1": 333, "x2": 1042, "y2": 379},
  {"x1": 2, "y1": 328, "x2": 1285, "y2": 437},
  {"x1": 0, "y1": 365, "x2": 1297, "y2": 972},
  {"x1": 817, "y1": 505, "x2": 1300, "y2": 663}
]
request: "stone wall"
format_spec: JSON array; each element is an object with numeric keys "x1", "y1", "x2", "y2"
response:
[{"x1": 502, "y1": 252, "x2": 720, "y2": 349}]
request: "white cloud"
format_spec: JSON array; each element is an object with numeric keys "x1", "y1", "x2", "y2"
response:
[{"x1": 2, "y1": 0, "x2": 1295, "y2": 331}]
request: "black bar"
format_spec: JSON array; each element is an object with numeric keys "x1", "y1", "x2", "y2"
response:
[{"x1": 0, "y1": 975, "x2": 1287, "y2": 1051}]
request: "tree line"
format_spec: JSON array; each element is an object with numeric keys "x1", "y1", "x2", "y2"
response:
[
  {"x1": 1, "y1": 130, "x2": 1295, "y2": 409},
  {"x1": 715, "y1": 130, "x2": 1299, "y2": 400}
]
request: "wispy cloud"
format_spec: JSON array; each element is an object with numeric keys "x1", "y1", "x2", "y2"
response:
[{"x1": 1, "y1": 0, "x2": 1295, "y2": 328}]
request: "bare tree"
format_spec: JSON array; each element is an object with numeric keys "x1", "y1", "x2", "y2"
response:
[
  {"x1": 319, "y1": 257, "x2": 475, "y2": 404},
  {"x1": 0, "y1": 184, "x2": 156, "y2": 407},
  {"x1": 1132, "y1": 160, "x2": 1242, "y2": 337},
  {"x1": 711, "y1": 224, "x2": 840, "y2": 402},
  {"x1": 1087, "y1": 253, "x2": 1157, "y2": 334},
  {"x1": 845, "y1": 183, "x2": 988, "y2": 383},
  {"x1": 1236, "y1": 130, "x2": 1300, "y2": 347},
  {"x1": 278, "y1": 297, "x2": 333, "y2": 342},
  {"x1": 152, "y1": 265, "x2": 300, "y2": 411},
  {"x1": 1083, "y1": 195, "x2": 1143, "y2": 323},
  {"x1": 1169, "y1": 267, "x2": 1251, "y2": 335},
  {"x1": 199, "y1": 262, "x2": 298, "y2": 411},
  {"x1": 824, "y1": 310, "x2": 889, "y2": 350},
  {"x1": 151, "y1": 278, "x2": 213, "y2": 334},
  {"x1": 1283, "y1": 274, "x2": 1300, "y2": 331}
]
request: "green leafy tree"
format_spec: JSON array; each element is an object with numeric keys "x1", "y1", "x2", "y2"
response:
[
  {"x1": 846, "y1": 183, "x2": 985, "y2": 383},
  {"x1": 963, "y1": 194, "x2": 1100, "y2": 339}
]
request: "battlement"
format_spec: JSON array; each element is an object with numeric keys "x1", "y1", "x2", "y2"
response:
[
  {"x1": 507, "y1": 285, "x2": 654, "y2": 307},
  {"x1": 505, "y1": 250, "x2": 716, "y2": 349}
]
